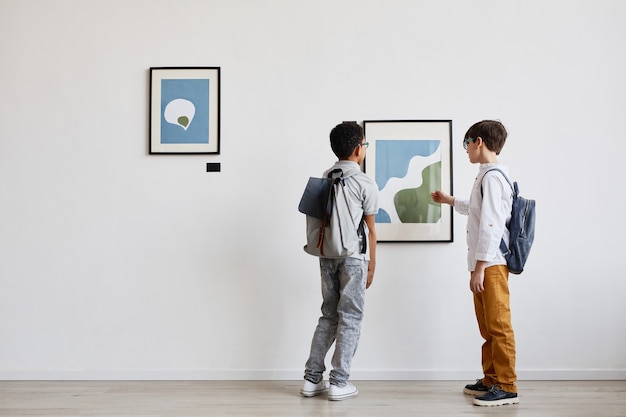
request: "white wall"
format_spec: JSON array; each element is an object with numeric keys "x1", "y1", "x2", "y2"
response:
[{"x1": 1, "y1": 0, "x2": 624, "y2": 380}]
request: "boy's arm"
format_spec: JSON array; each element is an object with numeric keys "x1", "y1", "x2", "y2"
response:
[
  {"x1": 364, "y1": 214, "x2": 376, "y2": 289},
  {"x1": 431, "y1": 191, "x2": 469, "y2": 215},
  {"x1": 470, "y1": 261, "x2": 488, "y2": 293},
  {"x1": 475, "y1": 176, "x2": 509, "y2": 262},
  {"x1": 431, "y1": 190, "x2": 453, "y2": 205}
]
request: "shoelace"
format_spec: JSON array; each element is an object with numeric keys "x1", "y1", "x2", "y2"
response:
[
  {"x1": 471, "y1": 378, "x2": 486, "y2": 387},
  {"x1": 487, "y1": 385, "x2": 503, "y2": 394}
]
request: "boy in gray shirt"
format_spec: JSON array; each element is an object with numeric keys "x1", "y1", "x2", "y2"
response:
[{"x1": 301, "y1": 122, "x2": 378, "y2": 401}]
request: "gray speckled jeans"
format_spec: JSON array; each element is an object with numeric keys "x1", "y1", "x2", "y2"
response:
[{"x1": 304, "y1": 257, "x2": 367, "y2": 387}]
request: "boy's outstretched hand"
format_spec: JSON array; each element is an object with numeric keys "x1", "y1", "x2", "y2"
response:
[{"x1": 431, "y1": 190, "x2": 453, "y2": 206}]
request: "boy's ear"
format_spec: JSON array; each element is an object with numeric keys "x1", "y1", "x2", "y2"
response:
[{"x1": 354, "y1": 143, "x2": 364, "y2": 158}]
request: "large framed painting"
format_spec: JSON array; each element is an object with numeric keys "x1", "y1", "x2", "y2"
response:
[
  {"x1": 363, "y1": 120, "x2": 453, "y2": 242},
  {"x1": 150, "y1": 67, "x2": 220, "y2": 154}
]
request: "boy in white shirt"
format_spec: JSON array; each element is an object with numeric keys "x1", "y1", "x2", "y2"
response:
[{"x1": 431, "y1": 120, "x2": 518, "y2": 407}]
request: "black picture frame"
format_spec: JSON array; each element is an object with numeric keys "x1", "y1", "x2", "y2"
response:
[
  {"x1": 363, "y1": 120, "x2": 453, "y2": 242},
  {"x1": 149, "y1": 67, "x2": 220, "y2": 154}
]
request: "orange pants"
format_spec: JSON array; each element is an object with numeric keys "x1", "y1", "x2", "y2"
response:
[{"x1": 473, "y1": 264, "x2": 517, "y2": 393}]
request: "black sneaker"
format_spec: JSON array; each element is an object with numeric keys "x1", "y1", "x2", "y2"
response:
[
  {"x1": 473, "y1": 386, "x2": 519, "y2": 406},
  {"x1": 463, "y1": 379, "x2": 490, "y2": 396}
]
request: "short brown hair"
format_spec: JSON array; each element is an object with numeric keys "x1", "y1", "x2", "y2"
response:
[{"x1": 464, "y1": 120, "x2": 507, "y2": 155}]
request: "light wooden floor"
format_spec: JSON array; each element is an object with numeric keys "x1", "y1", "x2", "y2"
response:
[{"x1": 0, "y1": 380, "x2": 625, "y2": 417}]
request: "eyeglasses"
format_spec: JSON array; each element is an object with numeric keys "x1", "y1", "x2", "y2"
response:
[
  {"x1": 361, "y1": 142, "x2": 369, "y2": 148},
  {"x1": 463, "y1": 137, "x2": 476, "y2": 150}
]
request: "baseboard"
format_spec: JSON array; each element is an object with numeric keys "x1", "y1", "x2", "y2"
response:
[
  {"x1": 1, "y1": 369, "x2": 625, "y2": 381},
  {"x1": 351, "y1": 369, "x2": 626, "y2": 381}
]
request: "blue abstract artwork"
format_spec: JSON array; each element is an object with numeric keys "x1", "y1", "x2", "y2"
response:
[
  {"x1": 375, "y1": 139, "x2": 442, "y2": 224},
  {"x1": 160, "y1": 79, "x2": 210, "y2": 144}
]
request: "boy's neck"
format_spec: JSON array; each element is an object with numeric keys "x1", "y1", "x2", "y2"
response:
[
  {"x1": 339, "y1": 156, "x2": 360, "y2": 163},
  {"x1": 478, "y1": 151, "x2": 498, "y2": 164}
]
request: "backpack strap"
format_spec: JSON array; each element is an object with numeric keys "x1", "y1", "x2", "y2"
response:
[
  {"x1": 317, "y1": 169, "x2": 344, "y2": 255},
  {"x1": 481, "y1": 168, "x2": 517, "y2": 198},
  {"x1": 323, "y1": 169, "x2": 344, "y2": 220}
]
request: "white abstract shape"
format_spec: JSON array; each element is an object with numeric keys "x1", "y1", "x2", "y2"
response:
[
  {"x1": 378, "y1": 145, "x2": 441, "y2": 223},
  {"x1": 164, "y1": 98, "x2": 195, "y2": 131}
]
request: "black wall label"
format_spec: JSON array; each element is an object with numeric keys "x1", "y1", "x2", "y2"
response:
[{"x1": 206, "y1": 163, "x2": 221, "y2": 172}]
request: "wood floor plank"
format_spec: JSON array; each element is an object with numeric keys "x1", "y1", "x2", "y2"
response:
[{"x1": 0, "y1": 380, "x2": 624, "y2": 416}]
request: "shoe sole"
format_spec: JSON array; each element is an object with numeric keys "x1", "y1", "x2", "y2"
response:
[
  {"x1": 328, "y1": 389, "x2": 359, "y2": 401},
  {"x1": 473, "y1": 397, "x2": 519, "y2": 407},
  {"x1": 463, "y1": 388, "x2": 488, "y2": 396},
  {"x1": 300, "y1": 389, "x2": 328, "y2": 397}
]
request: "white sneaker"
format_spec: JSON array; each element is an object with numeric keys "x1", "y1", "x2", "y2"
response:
[
  {"x1": 328, "y1": 382, "x2": 359, "y2": 401},
  {"x1": 300, "y1": 380, "x2": 329, "y2": 397}
]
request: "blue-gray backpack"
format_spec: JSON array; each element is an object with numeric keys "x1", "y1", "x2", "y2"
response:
[
  {"x1": 298, "y1": 168, "x2": 366, "y2": 258},
  {"x1": 482, "y1": 168, "x2": 536, "y2": 274}
]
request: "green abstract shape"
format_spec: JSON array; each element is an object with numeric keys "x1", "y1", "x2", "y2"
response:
[
  {"x1": 178, "y1": 116, "x2": 189, "y2": 128},
  {"x1": 394, "y1": 161, "x2": 442, "y2": 223}
]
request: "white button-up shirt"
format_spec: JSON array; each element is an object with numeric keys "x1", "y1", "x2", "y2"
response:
[{"x1": 454, "y1": 164, "x2": 513, "y2": 272}]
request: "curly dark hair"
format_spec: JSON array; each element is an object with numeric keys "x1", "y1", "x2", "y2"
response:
[
  {"x1": 329, "y1": 122, "x2": 364, "y2": 159},
  {"x1": 464, "y1": 120, "x2": 507, "y2": 155}
]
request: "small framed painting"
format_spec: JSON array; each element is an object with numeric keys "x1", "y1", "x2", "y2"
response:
[
  {"x1": 363, "y1": 120, "x2": 453, "y2": 242},
  {"x1": 150, "y1": 67, "x2": 220, "y2": 154}
]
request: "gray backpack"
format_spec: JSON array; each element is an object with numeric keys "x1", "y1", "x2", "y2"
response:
[{"x1": 298, "y1": 168, "x2": 366, "y2": 258}]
